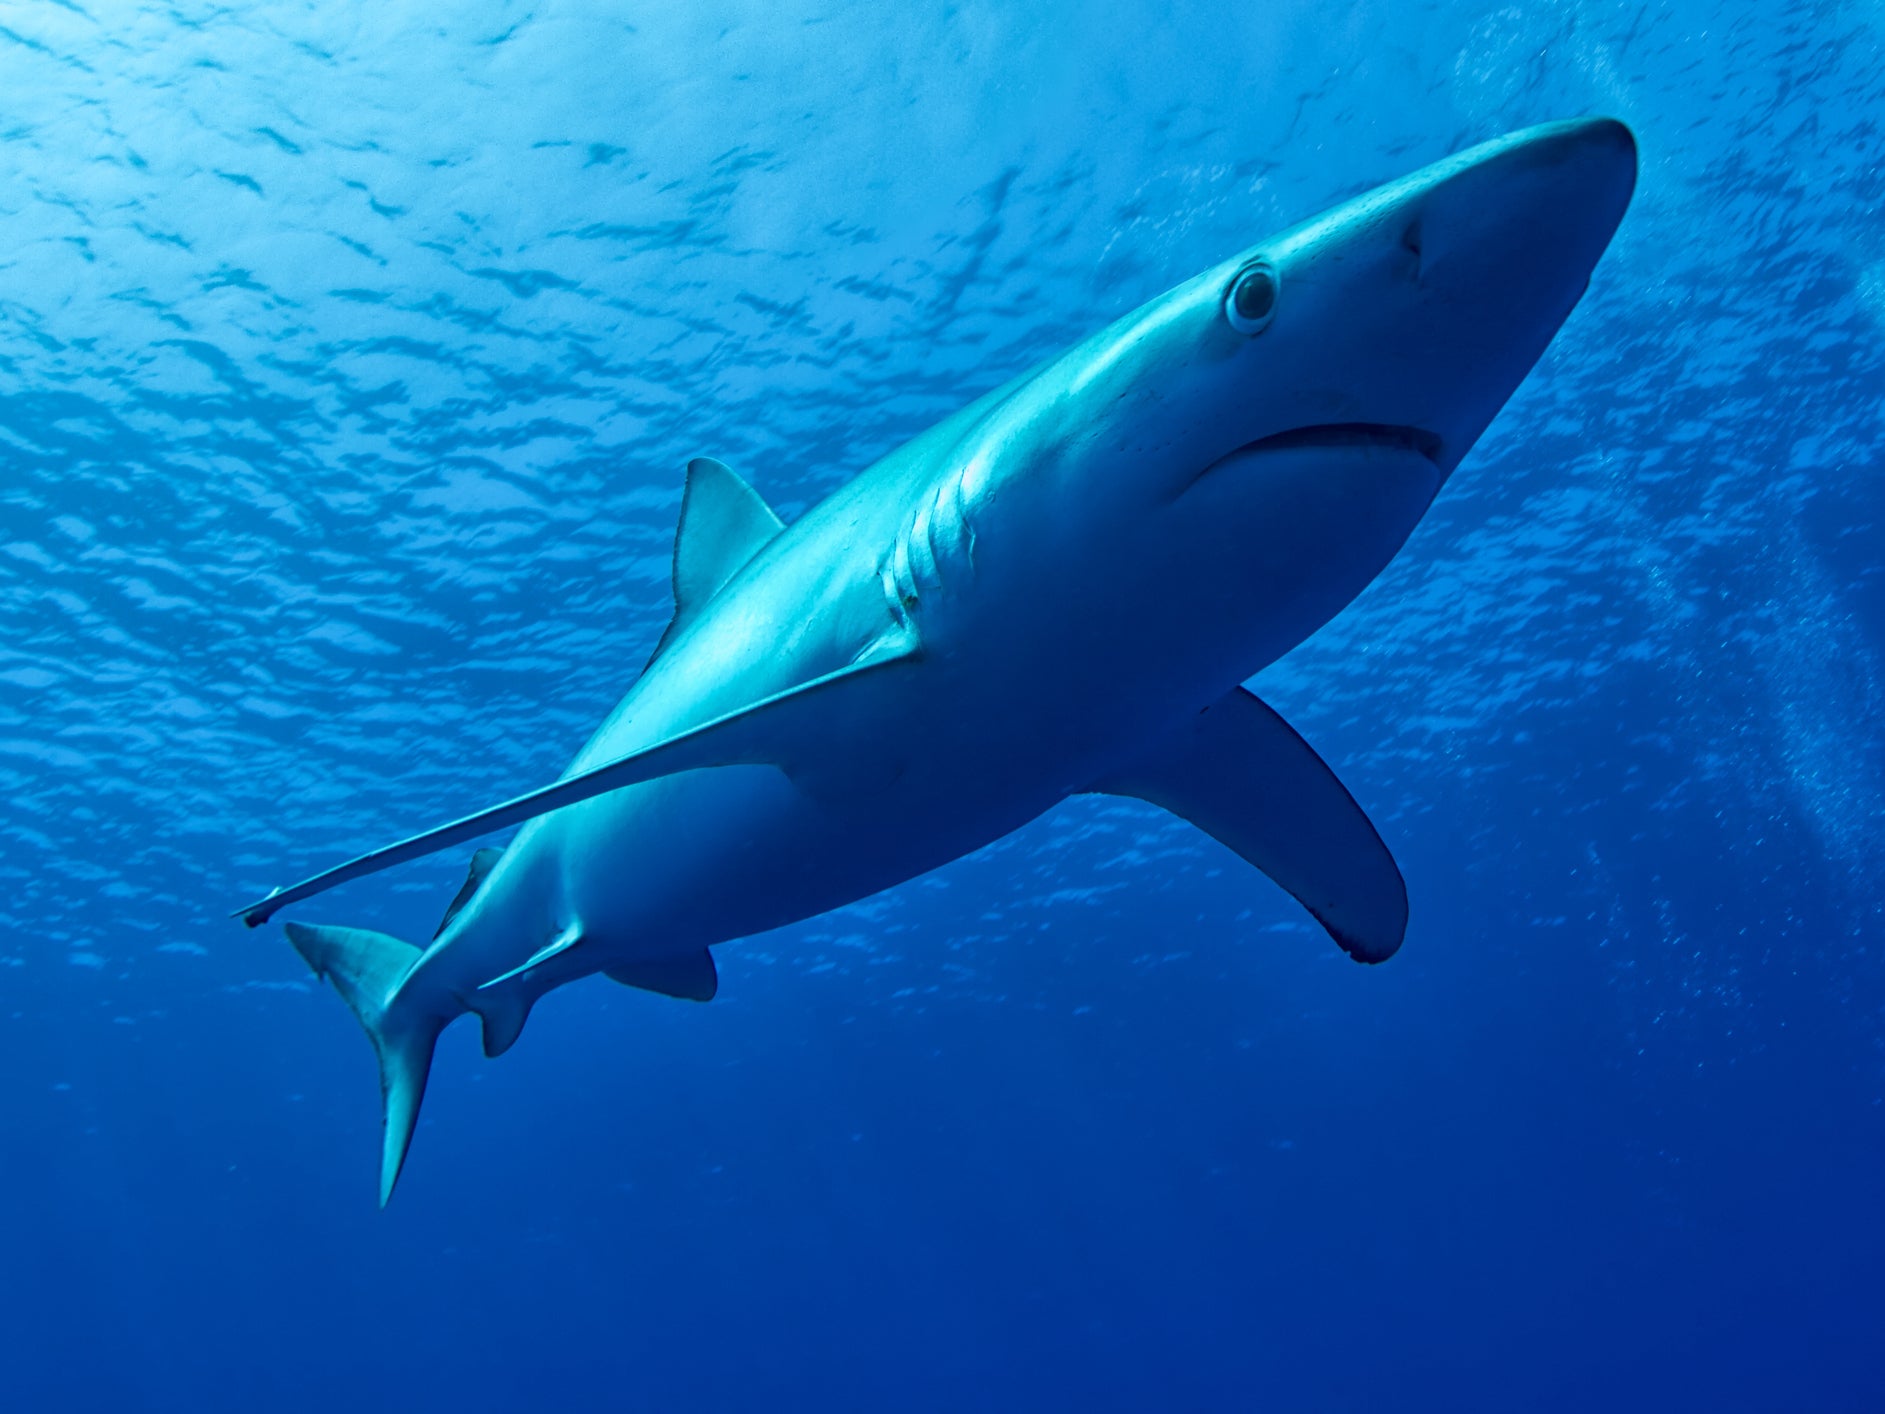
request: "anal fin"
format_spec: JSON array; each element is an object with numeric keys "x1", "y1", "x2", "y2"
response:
[{"x1": 472, "y1": 993, "x2": 533, "y2": 1058}]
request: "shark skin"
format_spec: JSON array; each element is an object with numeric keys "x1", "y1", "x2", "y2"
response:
[{"x1": 240, "y1": 118, "x2": 1637, "y2": 1204}]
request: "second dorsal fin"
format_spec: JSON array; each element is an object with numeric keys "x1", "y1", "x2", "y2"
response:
[{"x1": 434, "y1": 846, "x2": 504, "y2": 938}]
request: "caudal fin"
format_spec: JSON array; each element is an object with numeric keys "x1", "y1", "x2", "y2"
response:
[{"x1": 285, "y1": 921, "x2": 443, "y2": 1207}]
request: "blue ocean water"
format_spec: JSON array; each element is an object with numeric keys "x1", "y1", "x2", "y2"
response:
[{"x1": 2, "y1": 2, "x2": 1882, "y2": 1409}]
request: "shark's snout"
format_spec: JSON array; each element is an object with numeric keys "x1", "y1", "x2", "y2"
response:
[
  {"x1": 1505, "y1": 116, "x2": 1636, "y2": 191},
  {"x1": 1266, "y1": 116, "x2": 1638, "y2": 481},
  {"x1": 1415, "y1": 117, "x2": 1636, "y2": 299}
]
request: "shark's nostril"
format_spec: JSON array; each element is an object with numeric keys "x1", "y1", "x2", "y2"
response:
[{"x1": 1401, "y1": 217, "x2": 1424, "y2": 271}]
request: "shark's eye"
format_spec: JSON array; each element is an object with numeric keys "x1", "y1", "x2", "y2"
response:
[{"x1": 1225, "y1": 262, "x2": 1278, "y2": 335}]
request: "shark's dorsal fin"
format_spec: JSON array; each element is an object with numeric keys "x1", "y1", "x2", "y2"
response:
[
  {"x1": 434, "y1": 846, "x2": 504, "y2": 938},
  {"x1": 606, "y1": 950, "x2": 718, "y2": 1002},
  {"x1": 1089, "y1": 687, "x2": 1407, "y2": 964},
  {"x1": 672, "y1": 456, "x2": 784, "y2": 619},
  {"x1": 645, "y1": 458, "x2": 786, "y2": 667}
]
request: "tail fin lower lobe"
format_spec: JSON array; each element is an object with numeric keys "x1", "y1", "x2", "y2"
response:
[{"x1": 285, "y1": 922, "x2": 442, "y2": 1207}]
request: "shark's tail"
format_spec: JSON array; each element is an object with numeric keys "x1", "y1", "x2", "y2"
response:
[{"x1": 285, "y1": 921, "x2": 444, "y2": 1208}]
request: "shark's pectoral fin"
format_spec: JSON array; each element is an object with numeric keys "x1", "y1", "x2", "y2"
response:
[
  {"x1": 606, "y1": 949, "x2": 718, "y2": 1002},
  {"x1": 233, "y1": 629, "x2": 921, "y2": 927},
  {"x1": 1090, "y1": 687, "x2": 1407, "y2": 964},
  {"x1": 648, "y1": 457, "x2": 787, "y2": 665},
  {"x1": 435, "y1": 846, "x2": 504, "y2": 939}
]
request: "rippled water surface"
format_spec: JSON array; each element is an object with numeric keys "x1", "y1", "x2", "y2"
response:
[{"x1": 2, "y1": 3, "x2": 1882, "y2": 1410}]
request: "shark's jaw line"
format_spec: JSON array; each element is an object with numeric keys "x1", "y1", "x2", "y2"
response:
[
  {"x1": 1182, "y1": 422, "x2": 1446, "y2": 496},
  {"x1": 1240, "y1": 422, "x2": 1444, "y2": 464}
]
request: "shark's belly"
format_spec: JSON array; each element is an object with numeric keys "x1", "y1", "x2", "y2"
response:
[{"x1": 543, "y1": 753, "x2": 1063, "y2": 961}]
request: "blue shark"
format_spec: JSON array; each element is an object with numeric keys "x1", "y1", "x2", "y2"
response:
[{"x1": 237, "y1": 118, "x2": 1637, "y2": 1205}]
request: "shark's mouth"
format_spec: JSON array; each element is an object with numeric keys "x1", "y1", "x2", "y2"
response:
[
  {"x1": 1235, "y1": 422, "x2": 1444, "y2": 465},
  {"x1": 1181, "y1": 422, "x2": 1447, "y2": 498}
]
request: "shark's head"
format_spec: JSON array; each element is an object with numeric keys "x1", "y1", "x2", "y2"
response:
[
  {"x1": 1177, "y1": 115, "x2": 1638, "y2": 490},
  {"x1": 952, "y1": 117, "x2": 1637, "y2": 675},
  {"x1": 996, "y1": 117, "x2": 1636, "y2": 499}
]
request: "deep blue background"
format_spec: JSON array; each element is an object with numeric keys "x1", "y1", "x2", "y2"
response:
[{"x1": 2, "y1": 2, "x2": 1882, "y2": 1410}]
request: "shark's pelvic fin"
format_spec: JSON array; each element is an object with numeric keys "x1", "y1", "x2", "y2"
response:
[
  {"x1": 606, "y1": 949, "x2": 718, "y2": 1002},
  {"x1": 434, "y1": 846, "x2": 504, "y2": 939},
  {"x1": 233, "y1": 629, "x2": 920, "y2": 928},
  {"x1": 648, "y1": 457, "x2": 786, "y2": 664},
  {"x1": 284, "y1": 921, "x2": 441, "y2": 1207},
  {"x1": 1089, "y1": 687, "x2": 1407, "y2": 964},
  {"x1": 476, "y1": 922, "x2": 582, "y2": 991}
]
